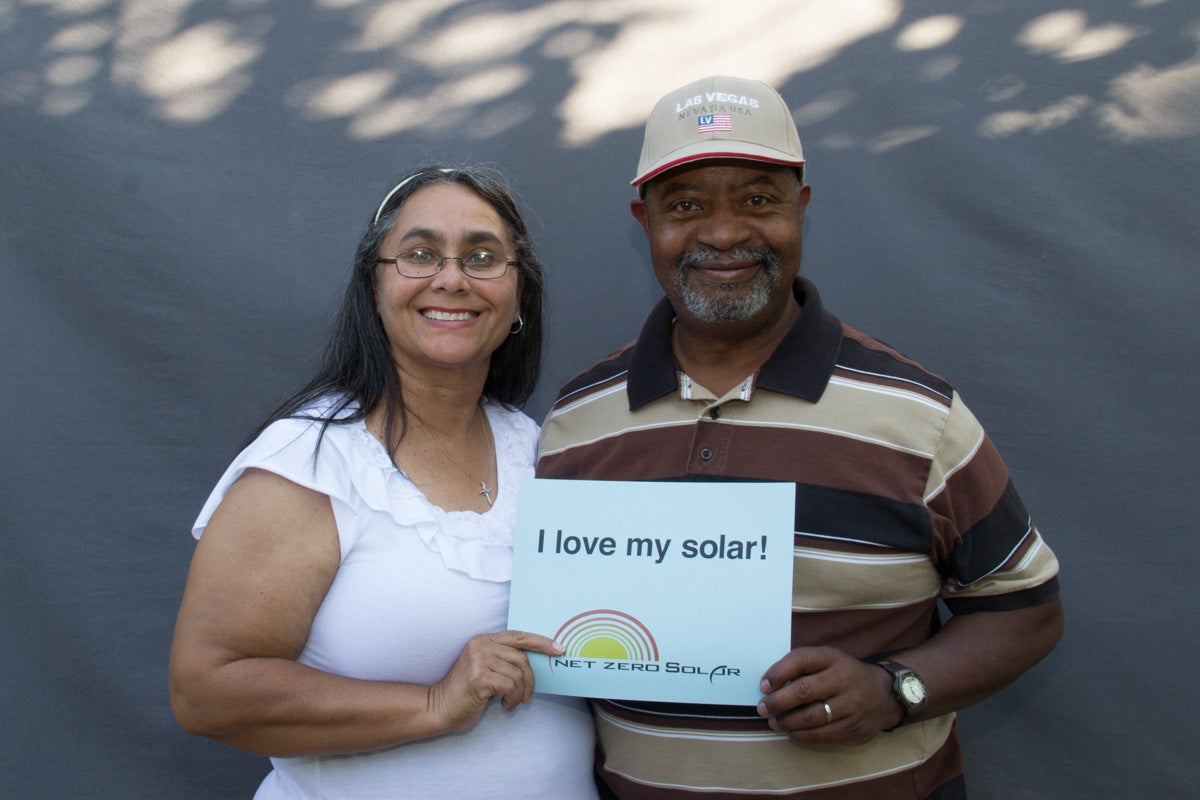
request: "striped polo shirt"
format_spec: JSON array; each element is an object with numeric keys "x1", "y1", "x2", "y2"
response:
[{"x1": 536, "y1": 278, "x2": 1060, "y2": 799}]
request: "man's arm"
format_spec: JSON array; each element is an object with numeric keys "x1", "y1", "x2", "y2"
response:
[{"x1": 757, "y1": 598, "x2": 1064, "y2": 745}]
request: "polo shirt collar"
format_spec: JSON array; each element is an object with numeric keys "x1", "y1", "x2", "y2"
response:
[{"x1": 627, "y1": 277, "x2": 842, "y2": 410}]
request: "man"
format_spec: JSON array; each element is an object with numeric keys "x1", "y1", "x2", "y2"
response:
[{"x1": 536, "y1": 75, "x2": 1063, "y2": 799}]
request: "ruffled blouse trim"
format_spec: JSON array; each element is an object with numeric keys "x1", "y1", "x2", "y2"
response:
[
  {"x1": 344, "y1": 404, "x2": 533, "y2": 583},
  {"x1": 193, "y1": 399, "x2": 535, "y2": 584}
]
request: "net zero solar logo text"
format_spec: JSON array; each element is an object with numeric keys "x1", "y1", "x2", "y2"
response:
[{"x1": 550, "y1": 608, "x2": 740, "y2": 682}]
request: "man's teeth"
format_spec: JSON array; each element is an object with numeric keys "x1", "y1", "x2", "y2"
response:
[{"x1": 423, "y1": 310, "x2": 477, "y2": 321}]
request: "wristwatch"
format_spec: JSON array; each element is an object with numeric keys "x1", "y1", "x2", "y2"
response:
[{"x1": 875, "y1": 660, "x2": 927, "y2": 728}]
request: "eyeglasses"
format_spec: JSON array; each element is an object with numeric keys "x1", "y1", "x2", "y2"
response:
[{"x1": 377, "y1": 248, "x2": 517, "y2": 280}]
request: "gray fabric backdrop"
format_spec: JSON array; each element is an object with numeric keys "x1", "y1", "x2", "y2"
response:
[{"x1": 2, "y1": 1, "x2": 1196, "y2": 797}]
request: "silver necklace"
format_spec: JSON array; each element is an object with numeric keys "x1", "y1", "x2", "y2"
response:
[{"x1": 409, "y1": 406, "x2": 495, "y2": 506}]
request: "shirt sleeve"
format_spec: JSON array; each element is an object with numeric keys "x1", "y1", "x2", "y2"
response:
[{"x1": 924, "y1": 393, "x2": 1061, "y2": 614}]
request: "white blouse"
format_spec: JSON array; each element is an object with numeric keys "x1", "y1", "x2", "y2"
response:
[{"x1": 193, "y1": 401, "x2": 597, "y2": 800}]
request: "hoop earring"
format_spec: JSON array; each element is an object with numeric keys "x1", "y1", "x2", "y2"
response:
[{"x1": 509, "y1": 315, "x2": 524, "y2": 335}]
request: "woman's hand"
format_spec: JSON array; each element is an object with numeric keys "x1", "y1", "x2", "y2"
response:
[{"x1": 429, "y1": 631, "x2": 565, "y2": 731}]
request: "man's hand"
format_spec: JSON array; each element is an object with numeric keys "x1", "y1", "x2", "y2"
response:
[
  {"x1": 757, "y1": 599, "x2": 1065, "y2": 746},
  {"x1": 757, "y1": 646, "x2": 902, "y2": 745}
]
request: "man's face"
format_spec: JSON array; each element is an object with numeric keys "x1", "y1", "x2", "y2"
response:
[{"x1": 632, "y1": 160, "x2": 810, "y2": 334}]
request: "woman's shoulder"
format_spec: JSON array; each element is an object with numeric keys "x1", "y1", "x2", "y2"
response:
[
  {"x1": 249, "y1": 396, "x2": 360, "y2": 460},
  {"x1": 224, "y1": 395, "x2": 376, "y2": 500}
]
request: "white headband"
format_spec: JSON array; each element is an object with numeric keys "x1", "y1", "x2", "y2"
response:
[{"x1": 372, "y1": 168, "x2": 455, "y2": 225}]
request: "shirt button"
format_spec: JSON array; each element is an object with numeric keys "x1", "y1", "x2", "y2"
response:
[{"x1": 699, "y1": 447, "x2": 714, "y2": 461}]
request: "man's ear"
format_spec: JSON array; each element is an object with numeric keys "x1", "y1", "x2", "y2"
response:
[{"x1": 630, "y1": 197, "x2": 650, "y2": 234}]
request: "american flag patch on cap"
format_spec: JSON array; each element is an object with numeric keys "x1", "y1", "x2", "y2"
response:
[{"x1": 697, "y1": 114, "x2": 733, "y2": 133}]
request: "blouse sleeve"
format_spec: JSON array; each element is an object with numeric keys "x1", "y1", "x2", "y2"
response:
[{"x1": 191, "y1": 417, "x2": 357, "y2": 542}]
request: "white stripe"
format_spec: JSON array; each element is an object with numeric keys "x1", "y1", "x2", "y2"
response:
[
  {"x1": 551, "y1": 378, "x2": 628, "y2": 416},
  {"x1": 793, "y1": 545, "x2": 929, "y2": 566},
  {"x1": 552, "y1": 371, "x2": 628, "y2": 407},
  {"x1": 949, "y1": 521, "x2": 1038, "y2": 588},
  {"x1": 1010, "y1": 527, "x2": 1044, "y2": 573},
  {"x1": 546, "y1": 412, "x2": 935, "y2": 460},
  {"x1": 828, "y1": 374, "x2": 950, "y2": 412},
  {"x1": 835, "y1": 364, "x2": 953, "y2": 402},
  {"x1": 794, "y1": 530, "x2": 893, "y2": 549},
  {"x1": 597, "y1": 706, "x2": 785, "y2": 743}
]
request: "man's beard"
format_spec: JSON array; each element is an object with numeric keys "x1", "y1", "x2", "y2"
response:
[{"x1": 672, "y1": 247, "x2": 782, "y2": 323}]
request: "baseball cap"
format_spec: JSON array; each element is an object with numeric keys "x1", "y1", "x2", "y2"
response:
[{"x1": 632, "y1": 75, "x2": 805, "y2": 188}]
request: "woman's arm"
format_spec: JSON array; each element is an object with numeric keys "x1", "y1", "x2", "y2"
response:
[{"x1": 168, "y1": 468, "x2": 559, "y2": 757}]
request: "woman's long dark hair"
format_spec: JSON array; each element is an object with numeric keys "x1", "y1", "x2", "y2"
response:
[{"x1": 250, "y1": 164, "x2": 545, "y2": 459}]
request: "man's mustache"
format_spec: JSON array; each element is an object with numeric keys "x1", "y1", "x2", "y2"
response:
[{"x1": 675, "y1": 247, "x2": 780, "y2": 270}]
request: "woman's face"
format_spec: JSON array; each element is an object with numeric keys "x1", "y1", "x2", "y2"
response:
[{"x1": 374, "y1": 182, "x2": 521, "y2": 381}]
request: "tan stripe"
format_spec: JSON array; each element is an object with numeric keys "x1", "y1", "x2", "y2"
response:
[
  {"x1": 924, "y1": 392, "x2": 985, "y2": 503},
  {"x1": 542, "y1": 375, "x2": 952, "y2": 463},
  {"x1": 792, "y1": 546, "x2": 940, "y2": 611},
  {"x1": 540, "y1": 380, "x2": 697, "y2": 458},
  {"x1": 596, "y1": 705, "x2": 956, "y2": 793},
  {"x1": 719, "y1": 381, "x2": 947, "y2": 459}
]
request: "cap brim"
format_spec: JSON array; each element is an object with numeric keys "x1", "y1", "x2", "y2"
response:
[{"x1": 632, "y1": 143, "x2": 805, "y2": 187}]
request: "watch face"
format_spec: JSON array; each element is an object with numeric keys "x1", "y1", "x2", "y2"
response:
[{"x1": 900, "y1": 675, "x2": 926, "y2": 704}]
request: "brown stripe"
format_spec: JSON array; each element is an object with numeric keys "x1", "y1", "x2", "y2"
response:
[
  {"x1": 706, "y1": 424, "x2": 933, "y2": 503},
  {"x1": 791, "y1": 603, "x2": 940, "y2": 658}
]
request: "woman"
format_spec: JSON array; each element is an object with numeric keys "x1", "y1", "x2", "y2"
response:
[{"x1": 169, "y1": 165, "x2": 597, "y2": 799}]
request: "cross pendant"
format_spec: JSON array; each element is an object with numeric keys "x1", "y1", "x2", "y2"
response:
[{"x1": 479, "y1": 482, "x2": 494, "y2": 506}]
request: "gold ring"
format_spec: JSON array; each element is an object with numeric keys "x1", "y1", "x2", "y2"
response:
[{"x1": 823, "y1": 701, "x2": 833, "y2": 724}]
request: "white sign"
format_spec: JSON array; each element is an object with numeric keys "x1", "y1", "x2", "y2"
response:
[{"x1": 508, "y1": 479, "x2": 794, "y2": 705}]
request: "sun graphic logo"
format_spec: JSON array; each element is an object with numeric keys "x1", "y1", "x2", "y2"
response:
[{"x1": 555, "y1": 609, "x2": 659, "y2": 661}]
